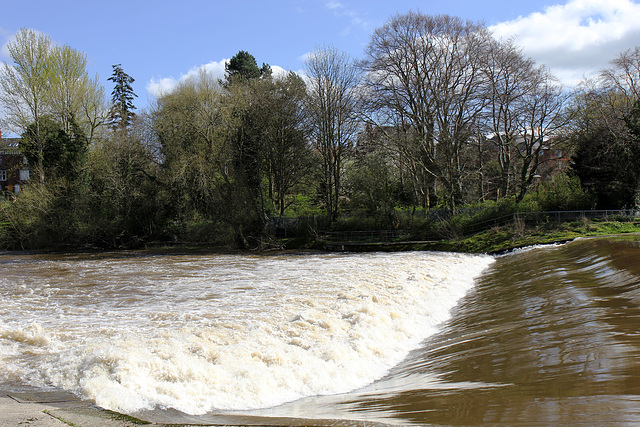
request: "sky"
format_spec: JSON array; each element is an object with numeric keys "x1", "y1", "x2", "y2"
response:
[{"x1": 2, "y1": 0, "x2": 640, "y2": 113}]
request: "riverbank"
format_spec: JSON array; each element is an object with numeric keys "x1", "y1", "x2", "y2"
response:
[
  {"x1": 3, "y1": 219, "x2": 639, "y2": 258},
  {"x1": 309, "y1": 219, "x2": 640, "y2": 254},
  {"x1": 435, "y1": 218, "x2": 640, "y2": 254}
]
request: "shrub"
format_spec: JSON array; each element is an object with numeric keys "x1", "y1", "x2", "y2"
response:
[{"x1": 530, "y1": 174, "x2": 595, "y2": 211}]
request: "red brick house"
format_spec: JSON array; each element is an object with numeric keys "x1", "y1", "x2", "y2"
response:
[
  {"x1": 537, "y1": 146, "x2": 571, "y2": 180},
  {"x1": 0, "y1": 131, "x2": 30, "y2": 195}
]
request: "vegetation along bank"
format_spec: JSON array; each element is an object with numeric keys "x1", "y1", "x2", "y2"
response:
[{"x1": 2, "y1": 12, "x2": 640, "y2": 252}]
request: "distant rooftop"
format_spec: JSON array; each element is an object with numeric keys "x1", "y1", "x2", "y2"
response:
[{"x1": 0, "y1": 138, "x2": 22, "y2": 155}]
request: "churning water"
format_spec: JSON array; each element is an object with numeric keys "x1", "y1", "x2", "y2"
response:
[
  {"x1": 3, "y1": 236, "x2": 640, "y2": 425},
  {"x1": 0, "y1": 249, "x2": 492, "y2": 424}
]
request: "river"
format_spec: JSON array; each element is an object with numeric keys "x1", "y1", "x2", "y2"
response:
[{"x1": 1, "y1": 235, "x2": 639, "y2": 425}]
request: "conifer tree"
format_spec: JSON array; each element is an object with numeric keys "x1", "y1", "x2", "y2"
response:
[
  {"x1": 225, "y1": 50, "x2": 271, "y2": 82},
  {"x1": 107, "y1": 64, "x2": 137, "y2": 131}
]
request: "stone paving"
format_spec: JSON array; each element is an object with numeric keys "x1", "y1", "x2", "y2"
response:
[{"x1": 0, "y1": 391, "x2": 152, "y2": 426}]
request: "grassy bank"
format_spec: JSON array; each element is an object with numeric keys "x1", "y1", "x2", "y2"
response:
[
  {"x1": 444, "y1": 219, "x2": 640, "y2": 254},
  {"x1": 304, "y1": 219, "x2": 640, "y2": 254}
]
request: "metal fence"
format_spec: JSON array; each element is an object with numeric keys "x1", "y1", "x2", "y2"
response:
[
  {"x1": 315, "y1": 209, "x2": 639, "y2": 243},
  {"x1": 319, "y1": 229, "x2": 412, "y2": 242},
  {"x1": 266, "y1": 209, "x2": 639, "y2": 242},
  {"x1": 463, "y1": 209, "x2": 639, "y2": 235}
]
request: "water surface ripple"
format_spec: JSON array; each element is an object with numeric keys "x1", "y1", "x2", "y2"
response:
[{"x1": 247, "y1": 236, "x2": 640, "y2": 425}]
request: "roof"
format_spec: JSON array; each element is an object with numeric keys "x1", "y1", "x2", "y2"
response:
[{"x1": 0, "y1": 138, "x2": 21, "y2": 155}]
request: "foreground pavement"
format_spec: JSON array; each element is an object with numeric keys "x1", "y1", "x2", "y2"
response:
[
  {"x1": 0, "y1": 390, "x2": 152, "y2": 427},
  {"x1": 1, "y1": 390, "x2": 361, "y2": 426}
]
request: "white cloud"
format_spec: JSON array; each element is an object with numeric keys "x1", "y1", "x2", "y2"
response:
[
  {"x1": 0, "y1": 27, "x2": 55, "y2": 61},
  {"x1": 146, "y1": 59, "x2": 229, "y2": 98},
  {"x1": 490, "y1": 0, "x2": 640, "y2": 86},
  {"x1": 271, "y1": 65, "x2": 289, "y2": 78},
  {"x1": 322, "y1": 0, "x2": 372, "y2": 34},
  {"x1": 325, "y1": 1, "x2": 344, "y2": 10},
  {"x1": 1, "y1": 38, "x2": 10, "y2": 59},
  {"x1": 0, "y1": 27, "x2": 16, "y2": 59},
  {"x1": 1, "y1": 43, "x2": 9, "y2": 59},
  {"x1": 146, "y1": 60, "x2": 290, "y2": 98}
]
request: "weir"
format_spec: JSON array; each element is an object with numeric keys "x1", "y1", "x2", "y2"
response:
[{"x1": 2, "y1": 236, "x2": 640, "y2": 425}]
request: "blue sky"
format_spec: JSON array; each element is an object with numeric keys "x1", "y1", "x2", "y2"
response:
[{"x1": 2, "y1": 0, "x2": 640, "y2": 112}]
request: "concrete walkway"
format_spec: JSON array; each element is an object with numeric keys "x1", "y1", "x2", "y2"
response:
[
  {"x1": 0, "y1": 390, "x2": 152, "y2": 426},
  {"x1": 1, "y1": 390, "x2": 337, "y2": 426}
]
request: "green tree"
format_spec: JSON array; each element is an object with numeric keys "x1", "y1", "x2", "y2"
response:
[
  {"x1": 0, "y1": 29, "x2": 106, "y2": 182},
  {"x1": 107, "y1": 64, "x2": 137, "y2": 131},
  {"x1": 568, "y1": 89, "x2": 639, "y2": 209},
  {"x1": 3, "y1": 115, "x2": 90, "y2": 249},
  {"x1": 49, "y1": 45, "x2": 106, "y2": 142},
  {"x1": 568, "y1": 49, "x2": 640, "y2": 209},
  {"x1": 571, "y1": 125, "x2": 639, "y2": 208},
  {"x1": 153, "y1": 69, "x2": 234, "y2": 238},
  {"x1": 530, "y1": 173, "x2": 594, "y2": 211},
  {"x1": 225, "y1": 50, "x2": 271, "y2": 82},
  {"x1": 258, "y1": 72, "x2": 313, "y2": 216},
  {"x1": 223, "y1": 51, "x2": 275, "y2": 243},
  {"x1": 20, "y1": 115, "x2": 88, "y2": 182},
  {"x1": 86, "y1": 115, "x2": 161, "y2": 247},
  {"x1": 346, "y1": 149, "x2": 399, "y2": 226}
]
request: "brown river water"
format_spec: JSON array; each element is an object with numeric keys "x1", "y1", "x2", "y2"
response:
[{"x1": 1, "y1": 235, "x2": 639, "y2": 425}]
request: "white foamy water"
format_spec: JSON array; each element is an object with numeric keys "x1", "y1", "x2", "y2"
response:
[{"x1": 0, "y1": 251, "x2": 493, "y2": 415}]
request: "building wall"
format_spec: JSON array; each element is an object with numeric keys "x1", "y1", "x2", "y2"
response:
[{"x1": 0, "y1": 138, "x2": 30, "y2": 194}]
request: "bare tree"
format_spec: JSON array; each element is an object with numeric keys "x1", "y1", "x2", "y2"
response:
[
  {"x1": 480, "y1": 38, "x2": 535, "y2": 198},
  {"x1": 479, "y1": 36, "x2": 569, "y2": 201},
  {"x1": 0, "y1": 29, "x2": 53, "y2": 183},
  {"x1": 305, "y1": 45, "x2": 359, "y2": 222},
  {"x1": 600, "y1": 47, "x2": 640, "y2": 110},
  {"x1": 361, "y1": 12, "x2": 492, "y2": 210},
  {"x1": 513, "y1": 67, "x2": 567, "y2": 200}
]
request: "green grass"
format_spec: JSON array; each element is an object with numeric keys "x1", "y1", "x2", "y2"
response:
[
  {"x1": 306, "y1": 219, "x2": 640, "y2": 254},
  {"x1": 440, "y1": 220, "x2": 640, "y2": 254}
]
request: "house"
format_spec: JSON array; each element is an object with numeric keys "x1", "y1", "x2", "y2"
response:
[
  {"x1": 536, "y1": 146, "x2": 571, "y2": 180},
  {"x1": 0, "y1": 130, "x2": 30, "y2": 195}
]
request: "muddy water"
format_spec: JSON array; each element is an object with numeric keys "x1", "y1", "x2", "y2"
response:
[
  {"x1": 0, "y1": 249, "x2": 490, "y2": 421},
  {"x1": 231, "y1": 236, "x2": 640, "y2": 426},
  {"x1": 1, "y1": 236, "x2": 639, "y2": 425}
]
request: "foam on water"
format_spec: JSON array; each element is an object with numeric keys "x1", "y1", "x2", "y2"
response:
[{"x1": 0, "y1": 251, "x2": 493, "y2": 415}]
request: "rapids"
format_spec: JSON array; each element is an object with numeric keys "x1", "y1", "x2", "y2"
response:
[
  {"x1": 2, "y1": 235, "x2": 640, "y2": 425},
  {"x1": 0, "y1": 249, "x2": 491, "y2": 421}
]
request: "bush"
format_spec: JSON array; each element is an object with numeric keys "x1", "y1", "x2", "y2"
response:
[
  {"x1": 529, "y1": 174, "x2": 595, "y2": 211},
  {"x1": 283, "y1": 194, "x2": 324, "y2": 217}
]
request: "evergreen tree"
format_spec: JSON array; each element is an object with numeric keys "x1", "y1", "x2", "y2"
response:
[
  {"x1": 225, "y1": 50, "x2": 271, "y2": 82},
  {"x1": 571, "y1": 123, "x2": 640, "y2": 209},
  {"x1": 223, "y1": 51, "x2": 272, "y2": 245},
  {"x1": 107, "y1": 64, "x2": 137, "y2": 131}
]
